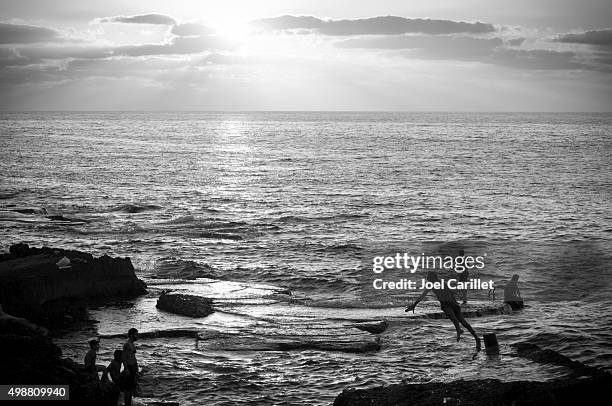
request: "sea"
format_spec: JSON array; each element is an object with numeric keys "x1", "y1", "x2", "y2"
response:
[{"x1": 1, "y1": 112, "x2": 611, "y2": 405}]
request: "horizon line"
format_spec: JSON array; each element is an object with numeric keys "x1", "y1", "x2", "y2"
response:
[{"x1": 1, "y1": 110, "x2": 611, "y2": 114}]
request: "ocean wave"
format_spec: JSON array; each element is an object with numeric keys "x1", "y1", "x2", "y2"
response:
[
  {"x1": 5, "y1": 206, "x2": 47, "y2": 215},
  {"x1": 111, "y1": 203, "x2": 162, "y2": 213},
  {"x1": 0, "y1": 191, "x2": 20, "y2": 200},
  {"x1": 195, "y1": 231, "x2": 243, "y2": 240},
  {"x1": 151, "y1": 258, "x2": 219, "y2": 280},
  {"x1": 275, "y1": 212, "x2": 369, "y2": 224},
  {"x1": 156, "y1": 216, "x2": 279, "y2": 239},
  {"x1": 160, "y1": 216, "x2": 249, "y2": 228},
  {"x1": 320, "y1": 243, "x2": 363, "y2": 253},
  {"x1": 294, "y1": 298, "x2": 401, "y2": 309}
]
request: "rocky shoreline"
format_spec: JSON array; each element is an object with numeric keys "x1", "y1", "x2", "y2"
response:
[
  {"x1": 0, "y1": 243, "x2": 147, "y2": 322},
  {"x1": 0, "y1": 329, "x2": 121, "y2": 405},
  {"x1": 333, "y1": 342, "x2": 611, "y2": 406},
  {"x1": 0, "y1": 244, "x2": 149, "y2": 405},
  {"x1": 1, "y1": 244, "x2": 609, "y2": 405}
]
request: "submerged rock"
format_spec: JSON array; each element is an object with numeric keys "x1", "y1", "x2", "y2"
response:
[
  {"x1": 156, "y1": 292, "x2": 214, "y2": 318},
  {"x1": 513, "y1": 342, "x2": 608, "y2": 378},
  {"x1": 353, "y1": 320, "x2": 389, "y2": 334},
  {"x1": 197, "y1": 326, "x2": 382, "y2": 353},
  {"x1": 0, "y1": 244, "x2": 147, "y2": 322}
]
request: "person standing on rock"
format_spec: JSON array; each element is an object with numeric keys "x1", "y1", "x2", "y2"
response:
[
  {"x1": 102, "y1": 349, "x2": 123, "y2": 386},
  {"x1": 84, "y1": 338, "x2": 106, "y2": 379},
  {"x1": 504, "y1": 274, "x2": 524, "y2": 310},
  {"x1": 122, "y1": 328, "x2": 139, "y2": 406},
  {"x1": 405, "y1": 271, "x2": 481, "y2": 352}
]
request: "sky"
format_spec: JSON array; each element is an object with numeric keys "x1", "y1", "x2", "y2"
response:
[{"x1": 0, "y1": 0, "x2": 611, "y2": 111}]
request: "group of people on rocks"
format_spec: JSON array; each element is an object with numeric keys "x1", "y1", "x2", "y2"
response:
[{"x1": 84, "y1": 328, "x2": 139, "y2": 406}]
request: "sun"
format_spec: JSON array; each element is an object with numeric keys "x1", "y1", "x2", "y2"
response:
[{"x1": 209, "y1": 16, "x2": 253, "y2": 42}]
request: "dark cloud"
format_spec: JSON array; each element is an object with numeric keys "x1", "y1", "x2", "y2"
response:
[
  {"x1": 253, "y1": 15, "x2": 495, "y2": 35},
  {"x1": 171, "y1": 23, "x2": 213, "y2": 37},
  {"x1": 0, "y1": 22, "x2": 61, "y2": 44},
  {"x1": 555, "y1": 28, "x2": 612, "y2": 46},
  {"x1": 97, "y1": 13, "x2": 176, "y2": 25}
]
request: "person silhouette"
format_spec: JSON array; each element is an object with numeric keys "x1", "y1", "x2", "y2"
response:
[
  {"x1": 84, "y1": 339, "x2": 105, "y2": 379},
  {"x1": 102, "y1": 349, "x2": 123, "y2": 386},
  {"x1": 406, "y1": 271, "x2": 481, "y2": 351},
  {"x1": 504, "y1": 274, "x2": 523, "y2": 310},
  {"x1": 122, "y1": 328, "x2": 139, "y2": 406}
]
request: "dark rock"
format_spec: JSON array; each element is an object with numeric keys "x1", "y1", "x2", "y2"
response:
[
  {"x1": 100, "y1": 328, "x2": 200, "y2": 340},
  {"x1": 8, "y1": 242, "x2": 30, "y2": 257},
  {"x1": 0, "y1": 244, "x2": 147, "y2": 322},
  {"x1": 514, "y1": 342, "x2": 607, "y2": 378},
  {"x1": 334, "y1": 342, "x2": 611, "y2": 406},
  {"x1": 197, "y1": 328, "x2": 381, "y2": 353},
  {"x1": 333, "y1": 376, "x2": 612, "y2": 406},
  {"x1": 156, "y1": 292, "x2": 214, "y2": 318},
  {"x1": 0, "y1": 321, "x2": 119, "y2": 406}
]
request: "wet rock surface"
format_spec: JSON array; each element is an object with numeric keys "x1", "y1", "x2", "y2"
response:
[
  {"x1": 156, "y1": 292, "x2": 214, "y2": 318},
  {"x1": 196, "y1": 324, "x2": 382, "y2": 353},
  {"x1": 333, "y1": 343, "x2": 611, "y2": 406}
]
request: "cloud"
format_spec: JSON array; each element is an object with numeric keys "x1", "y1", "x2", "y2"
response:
[
  {"x1": 337, "y1": 34, "x2": 595, "y2": 71},
  {"x1": 338, "y1": 35, "x2": 503, "y2": 62},
  {"x1": 507, "y1": 38, "x2": 526, "y2": 46},
  {"x1": 253, "y1": 15, "x2": 495, "y2": 35},
  {"x1": 488, "y1": 48, "x2": 584, "y2": 70},
  {"x1": 555, "y1": 28, "x2": 612, "y2": 46},
  {"x1": 0, "y1": 34, "x2": 233, "y2": 71},
  {"x1": 112, "y1": 36, "x2": 233, "y2": 57},
  {"x1": 0, "y1": 47, "x2": 33, "y2": 67},
  {"x1": 171, "y1": 23, "x2": 214, "y2": 37},
  {"x1": 0, "y1": 22, "x2": 61, "y2": 44},
  {"x1": 16, "y1": 45, "x2": 113, "y2": 61},
  {"x1": 337, "y1": 35, "x2": 502, "y2": 53},
  {"x1": 97, "y1": 13, "x2": 176, "y2": 26},
  {"x1": 254, "y1": 15, "x2": 323, "y2": 30}
]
